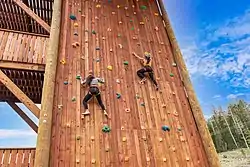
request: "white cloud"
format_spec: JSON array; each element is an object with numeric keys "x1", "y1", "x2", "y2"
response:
[
  {"x1": 0, "y1": 129, "x2": 36, "y2": 139},
  {"x1": 213, "y1": 95, "x2": 221, "y2": 99},
  {"x1": 180, "y1": 9, "x2": 250, "y2": 88},
  {"x1": 226, "y1": 93, "x2": 244, "y2": 99},
  {"x1": 204, "y1": 114, "x2": 212, "y2": 120}
]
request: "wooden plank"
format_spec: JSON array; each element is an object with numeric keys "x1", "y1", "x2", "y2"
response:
[
  {"x1": 33, "y1": 0, "x2": 62, "y2": 166},
  {"x1": 7, "y1": 101, "x2": 38, "y2": 133},
  {"x1": 22, "y1": 149, "x2": 30, "y2": 167},
  {"x1": 12, "y1": 0, "x2": 51, "y2": 33},
  {"x1": 0, "y1": 69, "x2": 40, "y2": 118},
  {"x1": 3, "y1": 149, "x2": 10, "y2": 166},
  {"x1": 0, "y1": 61, "x2": 45, "y2": 71},
  {"x1": 0, "y1": 28, "x2": 49, "y2": 38}
]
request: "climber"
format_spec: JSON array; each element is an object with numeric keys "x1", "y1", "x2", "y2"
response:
[
  {"x1": 132, "y1": 52, "x2": 159, "y2": 90},
  {"x1": 81, "y1": 70, "x2": 108, "y2": 117}
]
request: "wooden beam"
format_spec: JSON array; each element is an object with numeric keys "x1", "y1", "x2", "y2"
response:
[
  {"x1": 0, "y1": 61, "x2": 45, "y2": 71},
  {"x1": 156, "y1": 0, "x2": 221, "y2": 167},
  {"x1": 0, "y1": 70, "x2": 40, "y2": 118},
  {"x1": 0, "y1": 28, "x2": 49, "y2": 38},
  {"x1": 34, "y1": 0, "x2": 62, "y2": 166},
  {"x1": 7, "y1": 101, "x2": 38, "y2": 133},
  {"x1": 12, "y1": 0, "x2": 51, "y2": 33}
]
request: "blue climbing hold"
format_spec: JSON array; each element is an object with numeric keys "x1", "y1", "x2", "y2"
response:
[
  {"x1": 70, "y1": 14, "x2": 76, "y2": 20},
  {"x1": 116, "y1": 93, "x2": 121, "y2": 99},
  {"x1": 162, "y1": 125, "x2": 170, "y2": 131}
]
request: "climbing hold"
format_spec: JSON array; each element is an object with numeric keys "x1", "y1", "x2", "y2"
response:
[
  {"x1": 60, "y1": 59, "x2": 66, "y2": 64},
  {"x1": 81, "y1": 14, "x2": 85, "y2": 17},
  {"x1": 132, "y1": 36, "x2": 138, "y2": 40},
  {"x1": 163, "y1": 158, "x2": 167, "y2": 162},
  {"x1": 105, "y1": 147, "x2": 110, "y2": 152},
  {"x1": 118, "y1": 34, "x2": 121, "y2": 37},
  {"x1": 177, "y1": 127, "x2": 182, "y2": 131},
  {"x1": 140, "y1": 102, "x2": 145, "y2": 106},
  {"x1": 180, "y1": 136, "x2": 185, "y2": 142},
  {"x1": 118, "y1": 44, "x2": 123, "y2": 49},
  {"x1": 95, "y1": 16, "x2": 99, "y2": 20},
  {"x1": 107, "y1": 28, "x2": 112, "y2": 32},
  {"x1": 111, "y1": 12, "x2": 115, "y2": 15},
  {"x1": 75, "y1": 42, "x2": 80, "y2": 46},
  {"x1": 102, "y1": 37, "x2": 106, "y2": 40},
  {"x1": 135, "y1": 94, "x2": 140, "y2": 99},
  {"x1": 140, "y1": 5, "x2": 147, "y2": 10},
  {"x1": 78, "y1": 9, "x2": 81, "y2": 13},
  {"x1": 162, "y1": 104, "x2": 167, "y2": 108},
  {"x1": 72, "y1": 97, "x2": 76, "y2": 102},
  {"x1": 64, "y1": 81, "x2": 68, "y2": 85},
  {"x1": 124, "y1": 7, "x2": 128, "y2": 10},
  {"x1": 70, "y1": 14, "x2": 76, "y2": 20},
  {"x1": 154, "y1": 13, "x2": 159, "y2": 16},
  {"x1": 155, "y1": 26, "x2": 159, "y2": 31},
  {"x1": 117, "y1": 5, "x2": 120, "y2": 8},
  {"x1": 96, "y1": 58, "x2": 100, "y2": 62},
  {"x1": 109, "y1": 49, "x2": 113, "y2": 52},
  {"x1": 102, "y1": 125, "x2": 111, "y2": 133},
  {"x1": 133, "y1": 12, "x2": 136, "y2": 15},
  {"x1": 116, "y1": 93, "x2": 121, "y2": 99},
  {"x1": 160, "y1": 42, "x2": 164, "y2": 45},
  {"x1": 123, "y1": 61, "x2": 129, "y2": 65},
  {"x1": 76, "y1": 159, "x2": 80, "y2": 163},
  {"x1": 131, "y1": 27, "x2": 134, "y2": 30},
  {"x1": 125, "y1": 108, "x2": 130, "y2": 113},
  {"x1": 74, "y1": 23, "x2": 79, "y2": 27},
  {"x1": 162, "y1": 125, "x2": 170, "y2": 132},
  {"x1": 124, "y1": 156, "x2": 129, "y2": 162},
  {"x1": 76, "y1": 75, "x2": 81, "y2": 80},
  {"x1": 139, "y1": 22, "x2": 145, "y2": 25},
  {"x1": 142, "y1": 136, "x2": 147, "y2": 141},
  {"x1": 91, "y1": 159, "x2": 96, "y2": 164},
  {"x1": 170, "y1": 73, "x2": 174, "y2": 77},
  {"x1": 92, "y1": 30, "x2": 96, "y2": 34},
  {"x1": 96, "y1": 47, "x2": 100, "y2": 50},
  {"x1": 66, "y1": 123, "x2": 70, "y2": 128},
  {"x1": 43, "y1": 120, "x2": 47, "y2": 123},
  {"x1": 172, "y1": 63, "x2": 177, "y2": 67},
  {"x1": 107, "y1": 66, "x2": 112, "y2": 71},
  {"x1": 96, "y1": 4, "x2": 101, "y2": 8},
  {"x1": 122, "y1": 137, "x2": 127, "y2": 142},
  {"x1": 132, "y1": 5, "x2": 135, "y2": 8},
  {"x1": 159, "y1": 138, "x2": 163, "y2": 142},
  {"x1": 74, "y1": 32, "x2": 78, "y2": 36},
  {"x1": 172, "y1": 92, "x2": 176, "y2": 95},
  {"x1": 91, "y1": 136, "x2": 95, "y2": 141},
  {"x1": 76, "y1": 136, "x2": 81, "y2": 140},
  {"x1": 58, "y1": 105, "x2": 63, "y2": 109},
  {"x1": 186, "y1": 157, "x2": 190, "y2": 161},
  {"x1": 121, "y1": 126, "x2": 125, "y2": 130},
  {"x1": 119, "y1": 21, "x2": 122, "y2": 24},
  {"x1": 146, "y1": 157, "x2": 150, "y2": 162},
  {"x1": 116, "y1": 79, "x2": 120, "y2": 84},
  {"x1": 174, "y1": 112, "x2": 179, "y2": 116},
  {"x1": 130, "y1": 19, "x2": 133, "y2": 22}
]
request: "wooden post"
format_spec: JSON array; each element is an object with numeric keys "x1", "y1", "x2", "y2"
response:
[
  {"x1": 34, "y1": 0, "x2": 62, "y2": 166},
  {"x1": 156, "y1": 0, "x2": 221, "y2": 166}
]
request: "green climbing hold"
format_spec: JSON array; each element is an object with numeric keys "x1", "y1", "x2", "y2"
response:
[
  {"x1": 70, "y1": 14, "x2": 76, "y2": 20},
  {"x1": 116, "y1": 93, "x2": 121, "y2": 99},
  {"x1": 92, "y1": 30, "x2": 96, "y2": 34},
  {"x1": 102, "y1": 125, "x2": 111, "y2": 133},
  {"x1": 170, "y1": 73, "x2": 174, "y2": 77},
  {"x1": 140, "y1": 5, "x2": 147, "y2": 10},
  {"x1": 131, "y1": 27, "x2": 134, "y2": 30},
  {"x1": 72, "y1": 97, "x2": 76, "y2": 102},
  {"x1": 130, "y1": 19, "x2": 133, "y2": 22},
  {"x1": 162, "y1": 125, "x2": 170, "y2": 131},
  {"x1": 76, "y1": 75, "x2": 81, "y2": 80},
  {"x1": 123, "y1": 61, "x2": 129, "y2": 65}
]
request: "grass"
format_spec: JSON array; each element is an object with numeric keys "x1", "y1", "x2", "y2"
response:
[{"x1": 219, "y1": 148, "x2": 250, "y2": 167}]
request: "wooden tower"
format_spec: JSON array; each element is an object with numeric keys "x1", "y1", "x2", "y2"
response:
[{"x1": 0, "y1": 0, "x2": 221, "y2": 167}]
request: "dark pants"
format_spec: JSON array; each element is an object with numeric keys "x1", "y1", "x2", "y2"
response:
[
  {"x1": 137, "y1": 66, "x2": 158, "y2": 86},
  {"x1": 83, "y1": 87, "x2": 106, "y2": 110}
]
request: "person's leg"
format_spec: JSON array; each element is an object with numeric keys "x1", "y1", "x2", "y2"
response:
[
  {"x1": 137, "y1": 68, "x2": 147, "y2": 83},
  {"x1": 82, "y1": 92, "x2": 93, "y2": 114},
  {"x1": 148, "y1": 71, "x2": 159, "y2": 91},
  {"x1": 96, "y1": 93, "x2": 108, "y2": 116}
]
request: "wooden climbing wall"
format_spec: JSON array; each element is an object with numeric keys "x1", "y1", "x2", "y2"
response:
[
  {"x1": 0, "y1": 148, "x2": 36, "y2": 166},
  {"x1": 0, "y1": 31, "x2": 48, "y2": 64},
  {"x1": 50, "y1": 0, "x2": 209, "y2": 167}
]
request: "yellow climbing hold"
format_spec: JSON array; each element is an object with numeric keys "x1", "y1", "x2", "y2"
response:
[
  {"x1": 118, "y1": 44, "x2": 123, "y2": 48},
  {"x1": 140, "y1": 22, "x2": 144, "y2": 25},
  {"x1": 91, "y1": 159, "x2": 96, "y2": 164},
  {"x1": 74, "y1": 23, "x2": 78, "y2": 27},
  {"x1": 154, "y1": 13, "x2": 159, "y2": 16},
  {"x1": 122, "y1": 137, "x2": 127, "y2": 142},
  {"x1": 125, "y1": 156, "x2": 129, "y2": 161},
  {"x1": 159, "y1": 138, "x2": 163, "y2": 142},
  {"x1": 146, "y1": 157, "x2": 150, "y2": 162},
  {"x1": 96, "y1": 4, "x2": 101, "y2": 8},
  {"x1": 60, "y1": 59, "x2": 66, "y2": 64},
  {"x1": 163, "y1": 158, "x2": 167, "y2": 162},
  {"x1": 107, "y1": 66, "x2": 113, "y2": 71},
  {"x1": 91, "y1": 136, "x2": 95, "y2": 141},
  {"x1": 117, "y1": 5, "x2": 120, "y2": 8}
]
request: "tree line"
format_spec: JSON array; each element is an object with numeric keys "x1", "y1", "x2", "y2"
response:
[{"x1": 206, "y1": 100, "x2": 250, "y2": 153}]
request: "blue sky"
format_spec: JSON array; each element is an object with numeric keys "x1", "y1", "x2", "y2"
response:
[{"x1": 1, "y1": 0, "x2": 250, "y2": 147}]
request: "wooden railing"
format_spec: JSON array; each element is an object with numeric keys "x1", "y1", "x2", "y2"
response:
[
  {"x1": 0, "y1": 148, "x2": 35, "y2": 166},
  {"x1": 0, "y1": 31, "x2": 48, "y2": 65}
]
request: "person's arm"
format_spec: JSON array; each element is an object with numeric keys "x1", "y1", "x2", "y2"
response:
[
  {"x1": 81, "y1": 77, "x2": 87, "y2": 85},
  {"x1": 132, "y1": 52, "x2": 143, "y2": 60},
  {"x1": 97, "y1": 77, "x2": 105, "y2": 83}
]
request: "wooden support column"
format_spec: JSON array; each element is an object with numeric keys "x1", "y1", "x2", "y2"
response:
[
  {"x1": 7, "y1": 101, "x2": 38, "y2": 133},
  {"x1": 34, "y1": 0, "x2": 62, "y2": 166},
  {"x1": 0, "y1": 70, "x2": 40, "y2": 118},
  {"x1": 13, "y1": 0, "x2": 51, "y2": 33},
  {"x1": 156, "y1": 0, "x2": 221, "y2": 167}
]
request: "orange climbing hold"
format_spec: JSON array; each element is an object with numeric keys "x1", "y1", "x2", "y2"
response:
[{"x1": 73, "y1": 23, "x2": 78, "y2": 27}]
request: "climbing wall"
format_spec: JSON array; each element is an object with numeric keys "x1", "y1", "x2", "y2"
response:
[{"x1": 50, "y1": 0, "x2": 209, "y2": 167}]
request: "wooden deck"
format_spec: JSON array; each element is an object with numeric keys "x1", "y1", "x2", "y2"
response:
[
  {"x1": 49, "y1": 0, "x2": 209, "y2": 167},
  {"x1": 0, "y1": 148, "x2": 36, "y2": 166}
]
